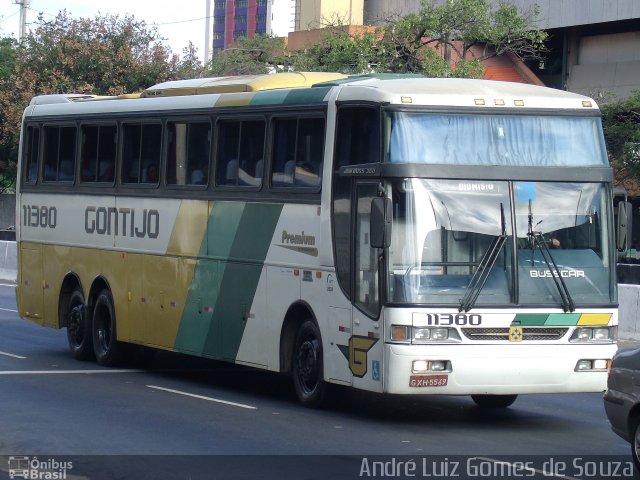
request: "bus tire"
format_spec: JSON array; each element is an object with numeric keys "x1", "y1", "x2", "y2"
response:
[
  {"x1": 66, "y1": 289, "x2": 93, "y2": 360},
  {"x1": 471, "y1": 394, "x2": 518, "y2": 408},
  {"x1": 292, "y1": 320, "x2": 330, "y2": 408},
  {"x1": 92, "y1": 289, "x2": 125, "y2": 367}
]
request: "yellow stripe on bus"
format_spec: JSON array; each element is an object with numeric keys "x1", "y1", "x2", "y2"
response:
[{"x1": 577, "y1": 313, "x2": 612, "y2": 325}]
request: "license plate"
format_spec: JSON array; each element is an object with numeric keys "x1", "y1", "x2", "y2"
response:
[{"x1": 409, "y1": 374, "x2": 448, "y2": 388}]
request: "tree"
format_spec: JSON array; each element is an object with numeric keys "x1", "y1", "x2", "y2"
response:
[
  {"x1": 287, "y1": 0, "x2": 547, "y2": 77},
  {"x1": 0, "y1": 37, "x2": 18, "y2": 192},
  {"x1": 0, "y1": 37, "x2": 17, "y2": 80},
  {"x1": 602, "y1": 90, "x2": 640, "y2": 182},
  {"x1": 207, "y1": 35, "x2": 288, "y2": 75},
  {"x1": 0, "y1": 10, "x2": 197, "y2": 192},
  {"x1": 175, "y1": 42, "x2": 208, "y2": 79},
  {"x1": 376, "y1": 0, "x2": 548, "y2": 77},
  {"x1": 291, "y1": 27, "x2": 383, "y2": 74},
  {"x1": 13, "y1": 11, "x2": 179, "y2": 95}
]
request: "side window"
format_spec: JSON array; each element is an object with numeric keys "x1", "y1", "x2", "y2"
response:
[
  {"x1": 80, "y1": 124, "x2": 117, "y2": 183},
  {"x1": 23, "y1": 126, "x2": 40, "y2": 184},
  {"x1": 335, "y1": 106, "x2": 380, "y2": 168},
  {"x1": 355, "y1": 183, "x2": 380, "y2": 318},
  {"x1": 43, "y1": 125, "x2": 77, "y2": 183},
  {"x1": 332, "y1": 107, "x2": 381, "y2": 298},
  {"x1": 166, "y1": 120, "x2": 211, "y2": 186},
  {"x1": 216, "y1": 119, "x2": 265, "y2": 187},
  {"x1": 122, "y1": 123, "x2": 162, "y2": 185},
  {"x1": 271, "y1": 117, "x2": 324, "y2": 188}
]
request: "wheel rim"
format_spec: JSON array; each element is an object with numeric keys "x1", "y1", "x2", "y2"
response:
[
  {"x1": 68, "y1": 303, "x2": 85, "y2": 346},
  {"x1": 95, "y1": 302, "x2": 112, "y2": 354},
  {"x1": 296, "y1": 337, "x2": 320, "y2": 395},
  {"x1": 634, "y1": 425, "x2": 640, "y2": 462}
]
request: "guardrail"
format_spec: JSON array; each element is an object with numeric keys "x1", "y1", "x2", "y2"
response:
[{"x1": 0, "y1": 240, "x2": 16, "y2": 283}]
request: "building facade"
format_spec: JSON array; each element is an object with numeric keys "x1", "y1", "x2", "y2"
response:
[
  {"x1": 296, "y1": 0, "x2": 364, "y2": 30},
  {"x1": 270, "y1": 0, "x2": 297, "y2": 37},
  {"x1": 212, "y1": 0, "x2": 272, "y2": 55}
]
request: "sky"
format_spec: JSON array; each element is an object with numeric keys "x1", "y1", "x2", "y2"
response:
[{"x1": 0, "y1": 0, "x2": 209, "y2": 60}]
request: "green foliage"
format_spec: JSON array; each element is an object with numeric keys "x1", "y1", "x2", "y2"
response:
[
  {"x1": 379, "y1": 0, "x2": 547, "y2": 77},
  {"x1": 17, "y1": 11, "x2": 178, "y2": 95},
  {"x1": 291, "y1": 28, "x2": 383, "y2": 74},
  {"x1": 0, "y1": 37, "x2": 17, "y2": 80},
  {"x1": 208, "y1": 35, "x2": 287, "y2": 75},
  {"x1": 601, "y1": 90, "x2": 640, "y2": 181}
]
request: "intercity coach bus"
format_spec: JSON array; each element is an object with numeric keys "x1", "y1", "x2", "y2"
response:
[{"x1": 15, "y1": 72, "x2": 617, "y2": 408}]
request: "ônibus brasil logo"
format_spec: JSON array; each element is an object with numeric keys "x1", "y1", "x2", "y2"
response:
[{"x1": 8, "y1": 456, "x2": 73, "y2": 479}]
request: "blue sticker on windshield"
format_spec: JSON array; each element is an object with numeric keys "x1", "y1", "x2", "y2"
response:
[{"x1": 515, "y1": 182, "x2": 536, "y2": 202}]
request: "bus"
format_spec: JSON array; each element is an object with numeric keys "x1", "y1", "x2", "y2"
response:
[{"x1": 16, "y1": 72, "x2": 617, "y2": 408}]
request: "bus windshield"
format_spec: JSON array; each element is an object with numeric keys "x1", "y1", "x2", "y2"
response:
[
  {"x1": 387, "y1": 112, "x2": 608, "y2": 167},
  {"x1": 387, "y1": 179, "x2": 614, "y2": 307}
]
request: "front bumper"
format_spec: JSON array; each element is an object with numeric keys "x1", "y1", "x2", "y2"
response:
[{"x1": 384, "y1": 343, "x2": 616, "y2": 395}]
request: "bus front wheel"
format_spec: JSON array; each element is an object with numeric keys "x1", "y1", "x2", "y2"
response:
[
  {"x1": 66, "y1": 289, "x2": 93, "y2": 360},
  {"x1": 292, "y1": 320, "x2": 330, "y2": 408},
  {"x1": 471, "y1": 394, "x2": 518, "y2": 408},
  {"x1": 92, "y1": 289, "x2": 125, "y2": 367}
]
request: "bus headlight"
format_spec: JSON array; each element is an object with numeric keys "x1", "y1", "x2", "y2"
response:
[
  {"x1": 569, "y1": 326, "x2": 616, "y2": 343},
  {"x1": 575, "y1": 359, "x2": 610, "y2": 371},
  {"x1": 390, "y1": 326, "x2": 462, "y2": 343},
  {"x1": 412, "y1": 327, "x2": 461, "y2": 344},
  {"x1": 412, "y1": 360, "x2": 452, "y2": 373},
  {"x1": 593, "y1": 328, "x2": 611, "y2": 340}
]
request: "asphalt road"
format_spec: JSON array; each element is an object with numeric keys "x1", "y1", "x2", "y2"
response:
[{"x1": 0, "y1": 284, "x2": 632, "y2": 479}]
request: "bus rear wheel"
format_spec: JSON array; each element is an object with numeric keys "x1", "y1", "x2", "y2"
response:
[
  {"x1": 66, "y1": 289, "x2": 93, "y2": 360},
  {"x1": 292, "y1": 320, "x2": 330, "y2": 408},
  {"x1": 471, "y1": 394, "x2": 518, "y2": 408},
  {"x1": 92, "y1": 289, "x2": 125, "y2": 367}
]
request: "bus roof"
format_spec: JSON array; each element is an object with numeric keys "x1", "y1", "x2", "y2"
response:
[
  {"x1": 141, "y1": 72, "x2": 348, "y2": 96},
  {"x1": 24, "y1": 73, "x2": 600, "y2": 118},
  {"x1": 332, "y1": 77, "x2": 599, "y2": 111}
]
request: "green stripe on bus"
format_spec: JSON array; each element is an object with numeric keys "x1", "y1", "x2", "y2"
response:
[
  {"x1": 545, "y1": 314, "x2": 581, "y2": 326},
  {"x1": 174, "y1": 260, "x2": 221, "y2": 354},
  {"x1": 174, "y1": 202, "x2": 283, "y2": 359},
  {"x1": 250, "y1": 90, "x2": 291, "y2": 106},
  {"x1": 512, "y1": 314, "x2": 549, "y2": 326},
  {"x1": 282, "y1": 87, "x2": 331, "y2": 105},
  {"x1": 512, "y1": 313, "x2": 600, "y2": 326},
  {"x1": 205, "y1": 202, "x2": 283, "y2": 360}
]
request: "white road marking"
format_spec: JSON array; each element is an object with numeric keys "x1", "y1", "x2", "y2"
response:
[
  {"x1": 0, "y1": 307, "x2": 18, "y2": 313},
  {"x1": 0, "y1": 351, "x2": 26, "y2": 359},
  {"x1": 146, "y1": 384, "x2": 257, "y2": 410},
  {"x1": 0, "y1": 369, "x2": 144, "y2": 375}
]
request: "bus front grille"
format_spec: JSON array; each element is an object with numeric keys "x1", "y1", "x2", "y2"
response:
[{"x1": 461, "y1": 327, "x2": 569, "y2": 341}]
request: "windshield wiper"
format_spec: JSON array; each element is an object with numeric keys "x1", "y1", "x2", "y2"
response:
[
  {"x1": 459, "y1": 204, "x2": 507, "y2": 313},
  {"x1": 527, "y1": 200, "x2": 575, "y2": 313}
]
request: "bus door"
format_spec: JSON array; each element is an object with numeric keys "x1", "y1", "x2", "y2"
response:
[
  {"x1": 350, "y1": 181, "x2": 384, "y2": 393},
  {"x1": 19, "y1": 243, "x2": 45, "y2": 324}
]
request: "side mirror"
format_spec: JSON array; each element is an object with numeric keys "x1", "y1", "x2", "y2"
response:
[
  {"x1": 617, "y1": 201, "x2": 632, "y2": 252},
  {"x1": 370, "y1": 197, "x2": 392, "y2": 249}
]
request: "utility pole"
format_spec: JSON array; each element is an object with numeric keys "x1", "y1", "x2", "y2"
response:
[
  {"x1": 204, "y1": 0, "x2": 211, "y2": 64},
  {"x1": 13, "y1": 0, "x2": 30, "y2": 42}
]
